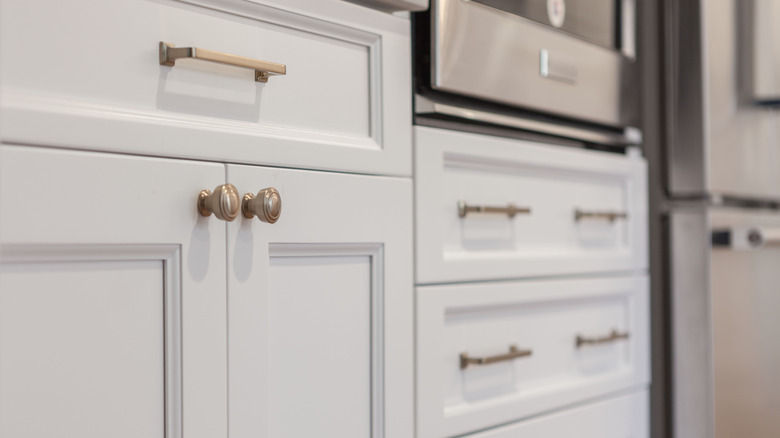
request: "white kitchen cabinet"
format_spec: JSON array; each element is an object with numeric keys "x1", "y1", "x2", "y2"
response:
[
  {"x1": 415, "y1": 126, "x2": 648, "y2": 284},
  {"x1": 0, "y1": 0, "x2": 412, "y2": 176},
  {"x1": 413, "y1": 127, "x2": 650, "y2": 438},
  {"x1": 416, "y1": 275, "x2": 650, "y2": 438},
  {"x1": 0, "y1": 146, "x2": 413, "y2": 438},
  {"x1": 1, "y1": 0, "x2": 415, "y2": 436},
  {"x1": 225, "y1": 165, "x2": 413, "y2": 438},
  {"x1": 464, "y1": 390, "x2": 649, "y2": 438},
  {"x1": 0, "y1": 146, "x2": 229, "y2": 438}
]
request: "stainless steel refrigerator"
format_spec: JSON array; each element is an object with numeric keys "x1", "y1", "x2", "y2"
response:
[{"x1": 666, "y1": 0, "x2": 780, "y2": 437}]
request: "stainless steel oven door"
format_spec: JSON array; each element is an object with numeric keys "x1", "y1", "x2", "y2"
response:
[{"x1": 430, "y1": 0, "x2": 638, "y2": 127}]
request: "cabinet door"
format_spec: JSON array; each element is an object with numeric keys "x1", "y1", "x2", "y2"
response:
[
  {"x1": 226, "y1": 165, "x2": 413, "y2": 438},
  {"x1": 0, "y1": 146, "x2": 228, "y2": 438}
]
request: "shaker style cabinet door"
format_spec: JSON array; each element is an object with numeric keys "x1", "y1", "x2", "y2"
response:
[
  {"x1": 0, "y1": 146, "x2": 229, "y2": 438},
  {"x1": 226, "y1": 165, "x2": 413, "y2": 438}
]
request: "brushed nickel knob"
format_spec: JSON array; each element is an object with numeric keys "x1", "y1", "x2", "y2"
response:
[
  {"x1": 198, "y1": 184, "x2": 240, "y2": 221},
  {"x1": 242, "y1": 187, "x2": 281, "y2": 223}
]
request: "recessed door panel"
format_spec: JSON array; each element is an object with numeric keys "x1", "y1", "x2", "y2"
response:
[
  {"x1": 268, "y1": 251, "x2": 374, "y2": 438},
  {"x1": 0, "y1": 259, "x2": 166, "y2": 438}
]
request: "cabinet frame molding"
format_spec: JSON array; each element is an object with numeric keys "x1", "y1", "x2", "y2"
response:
[
  {"x1": 269, "y1": 242, "x2": 386, "y2": 438},
  {"x1": 1, "y1": 243, "x2": 184, "y2": 438}
]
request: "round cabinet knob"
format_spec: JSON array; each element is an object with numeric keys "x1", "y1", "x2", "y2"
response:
[
  {"x1": 242, "y1": 187, "x2": 282, "y2": 223},
  {"x1": 198, "y1": 184, "x2": 240, "y2": 221}
]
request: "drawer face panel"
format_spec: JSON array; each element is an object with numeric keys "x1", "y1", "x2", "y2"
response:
[
  {"x1": 416, "y1": 276, "x2": 649, "y2": 438},
  {"x1": 0, "y1": 0, "x2": 411, "y2": 176},
  {"x1": 415, "y1": 126, "x2": 648, "y2": 283},
  {"x1": 469, "y1": 390, "x2": 648, "y2": 438}
]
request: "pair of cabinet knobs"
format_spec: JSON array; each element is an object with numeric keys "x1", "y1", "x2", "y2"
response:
[{"x1": 198, "y1": 184, "x2": 281, "y2": 223}]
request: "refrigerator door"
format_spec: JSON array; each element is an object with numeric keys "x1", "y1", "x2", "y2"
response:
[
  {"x1": 670, "y1": 207, "x2": 780, "y2": 438},
  {"x1": 668, "y1": 0, "x2": 780, "y2": 200},
  {"x1": 710, "y1": 209, "x2": 780, "y2": 437}
]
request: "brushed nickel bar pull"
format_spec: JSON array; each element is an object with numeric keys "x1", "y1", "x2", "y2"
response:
[
  {"x1": 159, "y1": 42, "x2": 286, "y2": 83},
  {"x1": 458, "y1": 201, "x2": 531, "y2": 218},
  {"x1": 574, "y1": 209, "x2": 628, "y2": 222},
  {"x1": 576, "y1": 329, "x2": 630, "y2": 348},
  {"x1": 460, "y1": 345, "x2": 532, "y2": 370}
]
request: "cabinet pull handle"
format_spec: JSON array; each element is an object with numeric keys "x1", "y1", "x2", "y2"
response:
[
  {"x1": 576, "y1": 329, "x2": 630, "y2": 348},
  {"x1": 198, "y1": 184, "x2": 240, "y2": 221},
  {"x1": 574, "y1": 209, "x2": 628, "y2": 222},
  {"x1": 243, "y1": 187, "x2": 282, "y2": 223},
  {"x1": 458, "y1": 201, "x2": 531, "y2": 218},
  {"x1": 159, "y1": 42, "x2": 286, "y2": 83},
  {"x1": 460, "y1": 345, "x2": 532, "y2": 369}
]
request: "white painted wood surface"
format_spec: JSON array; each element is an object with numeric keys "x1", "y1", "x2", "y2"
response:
[
  {"x1": 467, "y1": 390, "x2": 649, "y2": 438},
  {"x1": 416, "y1": 275, "x2": 650, "y2": 438},
  {"x1": 415, "y1": 126, "x2": 648, "y2": 284},
  {"x1": 1, "y1": 260, "x2": 166, "y2": 438},
  {"x1": 226, "y1": 165, "x2": 414, "y2": 438},
  {"x1": 0, "y1": 0, "x2": 412, "y2": 176},
  {"x1": 0, "y1": 146, "x2": 228, "y2": 438}
]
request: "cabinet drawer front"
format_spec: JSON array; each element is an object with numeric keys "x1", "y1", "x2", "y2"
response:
[
  {"x1": 417, "y1": 276, "x2": 649, "y2": 438},
  {"x1": 415, "y1": 126, "x2": 648, "y2": 284},
  {"x1": 468, "y1": 390, "x2": 648, "y2": 438},
  {"x1": 0, "y1": 0, "x2": 411, "y2": 176}
]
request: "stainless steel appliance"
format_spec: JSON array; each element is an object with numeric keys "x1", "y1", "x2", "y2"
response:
[
  {"x1": 667, "y1": 0, "x2": 780, "y2": 437},
  {"x1": 413, "y1": 0, "x2": 639, "y2": 131},
  {"x1": 346, "y1": 0, "x2": 428, "y2": 12},
  {"x1": 750, "y1": 0, "x2": 780, "y2": 104}
]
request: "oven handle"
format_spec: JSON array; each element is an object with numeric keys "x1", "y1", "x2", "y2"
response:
[{"x1": 415, "y1": 95, "x2": 642, "y2": 147}]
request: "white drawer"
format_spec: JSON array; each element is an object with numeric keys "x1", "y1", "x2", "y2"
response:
[
  {"x1": 0, "y1": 0, "x2": 411, "y2": 176},
  {"x1": 467, "y1": 390, "x2": 648, "y2": 438},
  {"x1": 415, "y1": 126, "x2": 648, "y2": 283},
  {"x1": 417, "y1": 275, "x2": 649, "y2": 438}
]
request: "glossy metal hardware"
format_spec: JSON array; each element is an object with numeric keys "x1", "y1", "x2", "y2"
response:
[
  {"x1": 574, "y1": 209, "x2": 629, "y2": 222},
  {"x1": 458, "y1": 201, "x2": 531, "y2": 218},
  {"x1": 198, "y1": 184, "x2": 240, "y2": 221},
  {"x1": 415, "y1": 96, "x2": 642, "y2": 147},
  {"x1": 427, "y1": 0, "x2": 638, "y2": 127},
  {"x1": 347, "y1": 0, "x2": 428, "y2": 12},
  {"x1": 576, "y1": 329, "x2": 630, "y2": 348},
  {"x1": 540, "y1": 49, "x2": 578, "y2": 84},
  {"x1": 460, "y1": 345, "x2": 532, "y2": 370},
  {"x1": 159, "y1": 42, "x2": 286, "y2": 83},
  {"x1": 242, "y1": 187, "x2": 282, "y2": 223}
]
